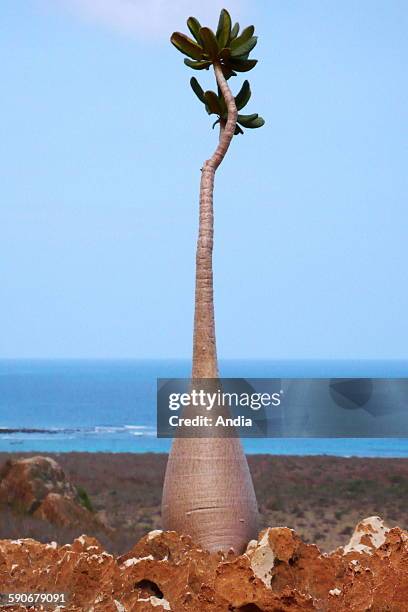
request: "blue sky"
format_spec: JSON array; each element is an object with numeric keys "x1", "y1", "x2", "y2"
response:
[{"x1": 1, "y1": 1, "x2": 407, "y2": 359}]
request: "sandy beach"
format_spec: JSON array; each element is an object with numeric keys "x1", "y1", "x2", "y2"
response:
[{"x1": 1, "y1": 452, "x2": 407, "y2": 555}]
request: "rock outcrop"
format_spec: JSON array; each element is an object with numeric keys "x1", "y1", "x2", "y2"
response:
[
  {"x1": 0, "y1": 517, "x2": 408, "y2": 610},
  {"x1": 0, "y1": 456, "x2": 104, "y2": 530}
]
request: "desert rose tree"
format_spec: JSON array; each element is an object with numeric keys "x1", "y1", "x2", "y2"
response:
[{"x1": 162, "y1": 9, "x2": 265, "y2": 553}]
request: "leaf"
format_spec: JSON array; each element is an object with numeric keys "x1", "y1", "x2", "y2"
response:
[
  {"x1": 230, "y1": 36, "x2": 258, "y2": 58},
  {"x1": 216, "y1": 8, "x2": 231, "y2": 49},
  {"x1": 204, "y1": 90, "x2": 223, "y2": 115},
  {"x1": 234, "y1": 124, "x2": 244, "y2": 135},
  {"x1": 199, "y1": 27, "x2": 220, "y2": 60},
  {"x1": 170, "y1": 32, "x2": 204, "y2": 60},
  {"x1": 187, "y1": 17, "x2": 202, "y2": 43},
  {"x1": 234, "y1": 79, "x2": 251, "y2": 110},
  {"x1": 230, "y1": 22, "x2": 240, "y2": 41},
  {"x1": 190, "y1": 77, "x2": 206, "y2": 103},
  {"x1": 184, "y1": 58, "x2": 212, "y2": 70},
  {"x1": 229, "y1": 58, "x2": 258, "y2": 72},
  {"x1": 245, "y1": 116, "x2": 265, "y2": 128},
  {"x1": 230, "y1": 25, "x2": 255, "y2": 51},
  {"x1": 222, "y1": 66, "x2": 237, "y2": 79},
  {"x1": 237, "y1": 114, "x2": 265, "y2": 128},
  {"x1": 237, "y1": 113, "x2": 259, "y2": 127}
]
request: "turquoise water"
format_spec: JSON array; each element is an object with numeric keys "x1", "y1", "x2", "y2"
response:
[{"x1": 0, "y1": 359, "x2": 407, "y2": 456}]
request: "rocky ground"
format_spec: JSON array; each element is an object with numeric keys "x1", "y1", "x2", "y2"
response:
[
  {"x1": 1, "y1": 454, "x2": 408, "y2": 610},
  {"x1": 2, "y1": 452, "x2": 408, "y2": 554},
  {"x1": 1, "y1": 516, "x2": 407, "y2": 611}
]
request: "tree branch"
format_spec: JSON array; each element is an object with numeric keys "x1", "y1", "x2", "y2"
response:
[{"x1": 209, "y1": 63, "x2": 237, "y2": 169}]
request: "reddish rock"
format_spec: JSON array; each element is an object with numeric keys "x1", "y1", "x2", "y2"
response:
[
  {"x1": 0, "y1": 456, "x2": 77, "y2": 511},
  {"x1": 0, "y1": 517, "x2": 408, "y2": 610},
  {"x1": 32, "y1": 491, "x2": 95, "y2": 528},
  {"x1": 0, "y1": 456, "x2": 104, "y2": 530}
]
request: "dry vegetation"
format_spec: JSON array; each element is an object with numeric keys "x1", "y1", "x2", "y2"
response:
[{"x1": 1, "y1": 453, "x2": 408, "y2": 554}]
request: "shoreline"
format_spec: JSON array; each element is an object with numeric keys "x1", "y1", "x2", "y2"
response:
[
  {"x1": 3, "y1": 437, "x2": 408, "y2": 457},
  {"x1": 2, "y1": 449, "x2": 408, "y2": 457}
]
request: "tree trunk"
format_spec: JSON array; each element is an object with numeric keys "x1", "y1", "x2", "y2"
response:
[{"x1": 161, "y1": 64, "x2": 259, "y2": 553}]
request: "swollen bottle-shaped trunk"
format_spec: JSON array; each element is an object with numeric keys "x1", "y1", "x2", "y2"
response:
[{"x1": 162, "y1": 64, "x2": 259, "y2": 553}]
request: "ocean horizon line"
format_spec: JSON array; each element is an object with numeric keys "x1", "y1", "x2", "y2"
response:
[{"x1": 1, "y1": 359, "x2": 407, "y2": 455}]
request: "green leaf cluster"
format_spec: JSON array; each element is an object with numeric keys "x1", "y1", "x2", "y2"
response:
[
  {"x1": 170, "y1": 9, "x2": 258, "y2": 78},
  {"x1": 190, "y1": 77, "x2": 264, "y2": 135},
  {"x1": 171, "y1": 9, "x2": 265, "y2": 136}
]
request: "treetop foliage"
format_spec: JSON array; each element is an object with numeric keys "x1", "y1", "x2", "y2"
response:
[{"x1": 171, "y1": 9, "x2": 265, "y2": 135}]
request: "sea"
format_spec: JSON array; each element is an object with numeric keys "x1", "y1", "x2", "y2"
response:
[{"x1": 0, "y1": 359, "x2": 407, "y2": 456}]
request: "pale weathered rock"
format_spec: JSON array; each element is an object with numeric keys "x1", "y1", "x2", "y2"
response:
[
  {"x1": 342, "y1": 515, "x2": 389, "y2": 555},
  {"x1": 1, "y1": 518, "x2": 408, "y2": 610}
]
